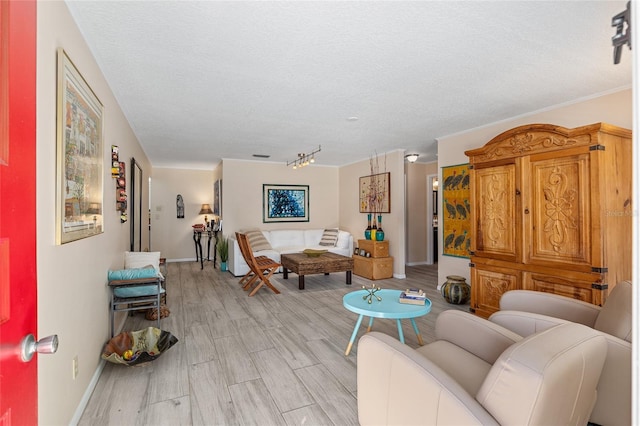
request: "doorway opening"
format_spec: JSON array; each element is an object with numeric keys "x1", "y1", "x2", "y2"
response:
[{"x1": 427, "y1": 174, "x2": 438, "y2": 264}]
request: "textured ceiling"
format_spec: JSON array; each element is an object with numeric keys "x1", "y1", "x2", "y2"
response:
[{"x1": 66, "y1": 1, "x2": 631, "y2": 169}]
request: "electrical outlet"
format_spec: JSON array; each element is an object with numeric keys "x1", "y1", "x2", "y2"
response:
[{"x1": 72, "y1": 356, "x2": 79, "y2": 380}]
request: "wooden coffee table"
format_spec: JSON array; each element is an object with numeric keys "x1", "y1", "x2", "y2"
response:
[{"x1": 281, "y1": 252, "x2": 354, "y2": 290}]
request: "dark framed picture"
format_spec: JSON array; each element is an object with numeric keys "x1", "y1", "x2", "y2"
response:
[{"x1": 263, "y1": 184, "x2": 309, "y2": 223}]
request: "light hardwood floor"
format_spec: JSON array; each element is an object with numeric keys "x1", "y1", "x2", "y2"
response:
[{"x1": 79, "y1": 261, "x2": 469, "y2": 425}]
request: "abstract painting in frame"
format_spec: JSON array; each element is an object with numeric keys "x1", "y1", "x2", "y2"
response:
[
  {"x1": 359, "y1": 172, "x2": 390, "y2": 213},
  {"x1": 441, "y1": 163, "x2": 471, "y2": 258},
  {"x1": 263, "y1": 184, "x2": 309, "y2": 223},
  {"x1": 56, "y1": 48, "x2": 104, "y2": 244}
]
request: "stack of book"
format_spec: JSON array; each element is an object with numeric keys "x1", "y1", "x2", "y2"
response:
[{"x1": 399, "y1": 288, "x2": 427, "y2": 305}]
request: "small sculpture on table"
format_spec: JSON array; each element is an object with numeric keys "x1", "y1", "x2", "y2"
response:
[{"x1": 362, "y1": 284, "x2": 382, "y2": 304}]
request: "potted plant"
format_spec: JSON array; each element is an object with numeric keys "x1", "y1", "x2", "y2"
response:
[{"x1": 217, "y1": 236, "x2": 229, "y2": 272}]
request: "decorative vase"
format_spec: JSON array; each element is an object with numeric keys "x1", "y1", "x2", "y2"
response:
[
  {"x1": 441, "y1": 275, "x2": 470, "y2": 304},
  {"x1": 221, "y1": 261, "x2": 228, "y2": 272},
  {"x1": 365, "y1": 214, "x2": 372, "y2": 240},
  {"x1": 375, "y1": 215, "x2": 384, "y2": 241},
  {"x1": 371, "y1": 217, "x2": 377, "y2": 241}
]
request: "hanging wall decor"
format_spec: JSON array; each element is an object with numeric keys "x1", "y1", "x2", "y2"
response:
[
  {"x1": 116, "y1": 161, "x2": 127, "y2": 223},
  {"x1": 176, "y1": 194, "x2": 184, "y2": 218},
  {"x1": 441, "y1": 163, "x2": 471, "y2": 258},
  {"x1": 263, "y1": 184, "x2": 309, "y2": 222},
  {"x1": 111, "y1": 145, "x2": 120, "y2": 178},
  {"x1": 55, "y1": 48, "x2": 104, "y2": 244},
  {"x1": 213, "y1": 179, "x2": 222, "y2": 216},
  {"x1": 359, "y1": 172, "x2": 390, "y2": 213}
]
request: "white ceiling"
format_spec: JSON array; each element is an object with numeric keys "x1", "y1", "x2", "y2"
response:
[{"x1": 65, "y1": 1, "x2": 632, "y2": 169}]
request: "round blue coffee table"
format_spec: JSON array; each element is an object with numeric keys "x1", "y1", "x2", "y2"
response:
[{"x1": 343, "y1": 289, "x2": 432, "y2": 355}]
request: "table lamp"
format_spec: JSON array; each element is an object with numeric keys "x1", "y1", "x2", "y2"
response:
[{"x1": 199, "y1": 204, "x2": 214, "y2": 227}]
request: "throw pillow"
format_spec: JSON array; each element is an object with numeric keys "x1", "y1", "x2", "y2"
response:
[
  {"x1": 245, "y1": 230, "x2": 272, "y2": 251},
  {"x1": 124, "y1": 251, "x2": 161, "y2": 271},
  {"x1": 319, "y1": 228, "x2": 339, "y2": 247}
]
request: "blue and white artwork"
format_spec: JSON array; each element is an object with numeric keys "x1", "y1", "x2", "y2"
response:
[{"x1": 263, "y1": 184, "x2": 309, "y2": 222}]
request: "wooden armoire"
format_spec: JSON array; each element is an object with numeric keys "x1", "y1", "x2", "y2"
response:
[{"x1": 465, "y1": 123, "x2": 632, "y2": 318}]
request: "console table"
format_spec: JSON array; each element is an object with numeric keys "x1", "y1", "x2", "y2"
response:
[{"x1": 193, "y1": 227, "x2": 219, "y2": 270}]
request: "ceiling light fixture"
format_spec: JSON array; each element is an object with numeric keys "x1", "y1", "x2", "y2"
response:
[
  {"x1": 287, "y1": 145, "x2": 321, "y2": 170},
  {"x1": 405, "y1": 153, "x2": 419, "y2": 163}
]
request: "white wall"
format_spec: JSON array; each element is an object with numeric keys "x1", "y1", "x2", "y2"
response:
[
  {"x1": 435, "y1": 88, "x2": 632, "y2": 289},
  {"x1": 220, "y1": 159, "x2": 340, "y2": 237},
  {"x1": 151, "y1": 167, "x2": 215, "y2": 260},
  {"x1": 37, "y1": 2, "x2": 151, "y2": 424}
]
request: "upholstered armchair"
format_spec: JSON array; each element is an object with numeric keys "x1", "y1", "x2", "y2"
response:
[
  {"x1": 357, "y1": 310, "x2": 607, "y2": 426},
  {"x1": 490, "y1": 281, "x2": 632, "y2": 426}
]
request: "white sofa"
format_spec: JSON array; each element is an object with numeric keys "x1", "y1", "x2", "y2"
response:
[{"x1": 228, "y1": 229, "x2": 353, "y2": 277}]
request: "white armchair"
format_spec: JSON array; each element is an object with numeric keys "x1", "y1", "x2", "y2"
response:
[
  {"x1": 490, "y1": 281, "x2": 632, "y2": 426},
  {"x1": 357, "y1": 310, "x2": 607, "y2": 426}
]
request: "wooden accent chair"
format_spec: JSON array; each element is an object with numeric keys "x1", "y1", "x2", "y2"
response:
[
  {"x1": 235, "y1": 232, "x2": 281, "y2": 296},
  {"x1": 235, "y1": 232, "x2": 270, "y2": 287}
]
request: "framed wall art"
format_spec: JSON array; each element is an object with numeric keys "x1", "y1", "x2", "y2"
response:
[
  {"x1": 56, "y1": 48, "x2": 104, "y2": 244},
  {"x1": 213, "y1": 179, "x2": 221, "y2": 216},
  {"x1": 441, "y1": 163, "x2": 471, "y2": 258},
  {"x1": 359, "y1": 172, "x2": 390, "y2": 213},
  {"x1": 263, "y1": 184, "x2": 309, "y2": 223}
]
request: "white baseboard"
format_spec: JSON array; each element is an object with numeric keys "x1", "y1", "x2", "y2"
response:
[
  {"x1": 405, "y1": 261, "x2": 432, "y2": 266},
  {"x1": 70, "y1": 318, "x2": 128, "y2": 425},
  {"x1": 166, "y1": 258, "x2": 197, "y2": 263},
  {"x1": 69, "y1": 357, "x2": 107, "y2": 425},
  {"x1": 392, "y1": 273, "x2": 407, "y2": 279}
]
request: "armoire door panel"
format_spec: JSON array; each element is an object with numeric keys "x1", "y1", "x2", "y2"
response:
[
  {"x1": 473, "y1": 164, "x2": 518, "y2": 262},
  {"x1": 527, "y1": 153, "x2": 591, "y2": 267},
  {"x1": 471, "y1": 265, "x2": 520, "y2": 318}
]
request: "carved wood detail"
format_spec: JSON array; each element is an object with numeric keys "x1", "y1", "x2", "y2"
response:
[
  {"x1": 542, "y1": 165, "x2": 578, "y2": 253},
  {"x1": 482, "y1": 175, "x2": 507, "y2": 247},
  {"x1": 475, "y1": 133, "x2": 583, "y2": 162}
]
